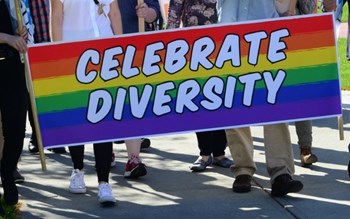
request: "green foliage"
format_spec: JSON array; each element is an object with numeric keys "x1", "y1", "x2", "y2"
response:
[
  {"x1": 338, "y1": 38, "x2": 350, "y2": 89},
  {"x1": 342, "y1": 2, "x2": 348, "y2": 22}
]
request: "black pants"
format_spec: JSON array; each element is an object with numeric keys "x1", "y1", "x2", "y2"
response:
[
  {"x1": 28, "y1": 100, "x2": 37, "y2": 144},
  {"x1": 69, "y1": 142, "x2": 112, "y2": 182},
  {"x1": 0, "y1": 56, "x2": 28, "y2": 179},
  {"x1": 195, "y1": 130, "x2": 227, "y2": 157}
]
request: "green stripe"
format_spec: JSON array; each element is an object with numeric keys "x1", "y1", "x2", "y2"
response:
[{"x1": 36, "y1": 63, "x2": 338, "y2": 114}]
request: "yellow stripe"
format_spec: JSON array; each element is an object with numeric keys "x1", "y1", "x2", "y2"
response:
[{"x1": 33, "y1": 46, "x2": 337, "y2": 97}]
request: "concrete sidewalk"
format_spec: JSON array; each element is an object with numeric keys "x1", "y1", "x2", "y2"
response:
[{"x1": 15, "y1": 91, "x2": 350, "y2": 219}]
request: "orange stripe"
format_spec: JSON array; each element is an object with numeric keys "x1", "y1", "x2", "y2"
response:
[{"x1": 30, "y1": 29, "x2": 334, "y2": 81}]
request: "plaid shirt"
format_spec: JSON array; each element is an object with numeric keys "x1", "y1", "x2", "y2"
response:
[{"x1": 29, "y1": 0, "x2": 50, "y2": 43}]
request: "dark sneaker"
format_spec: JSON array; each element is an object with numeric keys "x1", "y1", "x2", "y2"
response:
[
  {"x1": 271, "y1": 174, "x2": 303, "y2": 197},
  {"x1": 28, "y1": 141, "x2": 39, "y2": 154},
  {"x1": 48, "y1": 147, "x2": 67, "y2": 154},
  {"x1": 2, "y1": 177, "x2": 18, "y2": 205},
  {"x1": 124, "y1": 155, "x2": 147, "y2": 179},
  {"x1": 232, "y1": 174, "x2": 252, "y2": 193},
  {"x1": 13, "y1": 169, "x2": 25, "y2": 184},
  {"x1": 141, "y1": 138, "x2": 151, "y2": 149},
  {"x1": 190, "y1": 156, "x2": 212, "y2": 172}
]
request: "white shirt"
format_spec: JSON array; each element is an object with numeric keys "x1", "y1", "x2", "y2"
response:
[{"x1": 60, "y1": 0, "x2": 114, "y2": 41}]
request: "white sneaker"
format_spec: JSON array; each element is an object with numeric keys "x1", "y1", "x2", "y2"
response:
[
  {"x1": 69, "y1": 169, "x2": 87, "y2": 194},
  {"x1": 98, "y1": 183, "x2": 116, "y2": 206}
]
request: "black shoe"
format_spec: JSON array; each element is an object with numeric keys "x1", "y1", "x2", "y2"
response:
[
  {"x1": 13, "y1": 169, "x2": 25, "y2": 184},
  {"x1": 271, "y1": 174, "x2": 303, "y2": 197},
  {"x1": 232, "y1": 174, "x2": 252, "y2": 193},
  {"x1": 1, "y1": 177, "x2": 18, "y2": 205},
  {"x1": 28, "y1": 141, "x2": 39, "y2": 154},
  {"x1": 141, "y1": 138, "x2": 151, "y2": 149},
  {"x1": 48, "y1": 147, "x2": 67, "y2": 154}
]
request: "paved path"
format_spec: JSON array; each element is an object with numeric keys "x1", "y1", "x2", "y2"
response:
[{"x1": 15, "y1": 91, "x2": 350, "y2": 219}]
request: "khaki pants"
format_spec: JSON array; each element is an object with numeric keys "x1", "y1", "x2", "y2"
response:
[
  {"x1": 295, "y1": 120, "x2": 312, "y2": 149},
  {"x1": 0, "y1": 112, "x2": 3, "y2": 160},
  {"x1": 226, "y1": 123, "x2": 295, "y2": 183}
]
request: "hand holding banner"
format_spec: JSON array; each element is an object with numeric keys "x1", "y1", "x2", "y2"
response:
[
  {"x1": 138, "y1": 0, "x2": 145, "y2": 32},
  {"x1": 14, "y1": 0, "x2": 47, "y2": 171}
]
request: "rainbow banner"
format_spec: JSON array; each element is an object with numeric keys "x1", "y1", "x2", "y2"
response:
[{"x1": 27, "y1": 14, "x2": 341, "y2": 148}]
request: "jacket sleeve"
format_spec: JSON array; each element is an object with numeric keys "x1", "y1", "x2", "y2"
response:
[{"x1": 166, "y1": 0, "x2": 185, "y2": 29}]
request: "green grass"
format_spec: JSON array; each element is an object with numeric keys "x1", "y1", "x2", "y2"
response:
[
  {"x1": 342, "y1": 2, "x2": 348, "y2": 22},
  {"x1": 0, "y1": 196, "x2": 21, "y2": 219},
  {"x1": 338, "y1": 38, "x2": 350, "y2": 89}
]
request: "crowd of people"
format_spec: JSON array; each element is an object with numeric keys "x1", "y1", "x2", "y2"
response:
[{"x1": 0, "y1": 0, "x2": 347, "y2": 216}]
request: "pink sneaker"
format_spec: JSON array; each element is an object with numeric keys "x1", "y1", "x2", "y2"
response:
[{"x1": 124, "y1": 155, "x2": 147, "y2": 179}]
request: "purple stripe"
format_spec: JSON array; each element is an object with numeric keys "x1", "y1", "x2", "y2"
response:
[{"x1": 41, "y1": 96, "x2": 341, "y2": 147}]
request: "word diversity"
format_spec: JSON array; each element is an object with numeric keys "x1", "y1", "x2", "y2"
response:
[{"x1": 76, "y1": 29, "x2": 290, "y2": 123}]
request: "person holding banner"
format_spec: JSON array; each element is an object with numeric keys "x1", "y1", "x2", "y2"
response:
[
  {"x1": 114, "y1": 0, "x2": 162, "y2": 152},
  {"x1": 0, "y1": 0, "x2": 33, "y2": 208},
  {"x1": 276, "y1": 0, "x2": 320, "y2": 168},
  {"x1": 51, "y1": 0, "x2": 125, "y2": 206},
  {"x1": 217, "y1": 0, "x2": 304, "y2": 196},
  {"x1": 166, "y1": 0, "x2": 234, "y2": 172},
  {"x1": 281, "y1": 0, "x2": 336, "y2": 168},
  {"x1": 118, "y1": 0, "x2": 161, "y2": 34},
  {"x1": 114, "y1": 0, "x2": 162, "y2": 177}
]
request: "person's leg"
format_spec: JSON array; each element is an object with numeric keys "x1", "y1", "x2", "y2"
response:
[
  {"x1": 264, "y1": 123, "x2": 295, "y2": 180},
  {"x1": 69, "y1": 145, "x2": 84, "y2": 170},
  {"x1": 68, "y1": 145, "x2": 86, "y2": 193},
  {"x1": 196, "y1": 131, "x2": 213, "y2": 157},
  {"x1": 27, "y1": 100, "x2": 39, "y2": 153},
  {"x1": 212, "y1": 129, "x2": 233, "y2": 168},
  {"x1": 295, "y1": 120, "x2": 318, "y2": 166},
  {"x1": 335, "y1": 0, "x2": 344, "y2": 38},
  {"x1": 211, "y1": 129, "x2": 227, "y2": 158},
  {"x1": 124, "y1": 139, "x2": 147, "y2": 178},
  {"x1": 94, "y1": 142, "x2": 112, "y2": 183},
  {"x1": 190, "y1": 131, "x2": 214, "y2": 172},
  {"x1": 264, "y1": 123, "x2": 303, "y2": 196},
  {"x1": 94, "y1": 142, "x2": 116, "y2": 205},
  {"x1": 226, "y1": 127, "x2": 255, "y2": 193},
  {"x1": 0, "y1": 58, "x2": 28, "y2": 205}
]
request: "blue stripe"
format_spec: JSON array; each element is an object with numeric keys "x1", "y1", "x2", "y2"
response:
[{"x1": 38, "y1": 79, "x2": 340, "y2": 129}]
